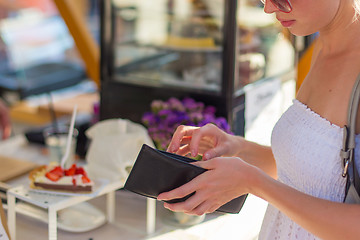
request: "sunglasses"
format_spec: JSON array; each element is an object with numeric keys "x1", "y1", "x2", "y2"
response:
[{"x1": 260, "y1": 0, "x2": 292, "y2": 13}]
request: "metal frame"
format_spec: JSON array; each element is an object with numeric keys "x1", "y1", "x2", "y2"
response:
[
  {"x1": 99, "y1": 0, "x2": 244, "y2": 135},
  {"x1": 7, "y1": 183, "x2": 157, "y2": 240},
  {"x1": 53, "y1": 0, "x2": 100, "y2": 88}
]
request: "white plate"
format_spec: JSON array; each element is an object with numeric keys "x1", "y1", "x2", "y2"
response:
[
  {"x1": 29, "y1": 178, "x2": 108, "y2": 197},
  {"x1": 57, "y1": 201, "x2": 106, "y2": 232},
  {"x1": 16, "y1": 201, "x2": 106, "y2": 232}
]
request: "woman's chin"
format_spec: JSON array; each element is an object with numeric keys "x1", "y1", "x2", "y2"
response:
[{"x1": 288, "y1": 28, "x2": 317, "y2": 37}]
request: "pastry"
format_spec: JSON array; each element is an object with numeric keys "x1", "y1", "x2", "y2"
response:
[{"x1": 29, "y1": 162, "x2": 93, "y2": 192}]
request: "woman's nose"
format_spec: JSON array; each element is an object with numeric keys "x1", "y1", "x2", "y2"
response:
[{"x1": 263, "y1": 0, "x2": 279, "y2": 14}]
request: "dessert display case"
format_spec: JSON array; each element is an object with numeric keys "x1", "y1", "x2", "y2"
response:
[{"x1": 100, "y1": 0, "x2": 296, "y2": 135}]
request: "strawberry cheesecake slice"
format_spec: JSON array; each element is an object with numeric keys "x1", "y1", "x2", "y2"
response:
[{"x1": 29, "y1": 162, "x2": 93, "y2": 192}]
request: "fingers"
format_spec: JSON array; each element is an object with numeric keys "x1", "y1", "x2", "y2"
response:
[
  {"x1": 168, "y1": 124, "x2": 229, "y2": 161},
  {"x1": 157, "y1": 167, "x2": 212, "y2": 202},
  {"x1": 159, "y1": 171, "x2": 224, "y2": 215},
  {"x1": 202, "y1": 146, "x2": 223, "y2": 160},
  {"x1": 160, "y1": 183, "x2": 215, "y2": 215},
  {"x1": 158, "y1": 157, "x2": 240, "y2": 215},
  {"x1": 168, "y1": 124, "x2": 213, "y2": 156},
  {"x1": 191, "y1": 158, "x2": 217, "y2": 170},
  {"x1": 158, "y1": 179, "x2": 196, "y2": 202},
  {"x1": 174, "y1": 144, "x2": 191, "y2": 156},
  {"x1": 174, "y1": 141, "x2": 215, "y2": 157},
  {"x1": 167, "y1": 125, "x2": 198, "y2": 153},
  {"x1": 163, "y1": 195, "x2": 219, "y2": 215},
  {"x1": 185, "y1": 199, "x2": 221, "y2": 215},
  {"x1": 163, "y1": 192, "x2": 204, "y2": 214},
  {"x1": 189, "y1": 125, "x2": 213, "y2": 157},
  {"x1": 190, "y1": 124, "x2": 225, "y2": 158}
]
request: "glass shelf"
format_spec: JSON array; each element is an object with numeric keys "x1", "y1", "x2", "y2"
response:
[
  {"x1": 111, "y1": 0, "x2": 225, "y2": 93},
  {"x1": 100, "y1": 0, "x2": 296, "y2": 135},
  {"x1": 109, "y1": 0, "x2": 294, "y2": 95},
  {"x1": 235, "y1": 1, "x2": 295, "y2": 91}
]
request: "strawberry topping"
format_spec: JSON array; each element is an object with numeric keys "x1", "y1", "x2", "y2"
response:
[
  {"x1": 72, "y1": 177, "x2": 76, "y2": 186},
  {"x1": 45, "y1": 166, "x2": 64, "y2": 182},
  {"x1": 64, "y1": 164, "x2": 76, "y2": 176},
  {"x1": 50, "y1": 166, "x2": 64, "y2": 176},
  {"x1": 45, "y1": 172, "x2": 62, "y2": 182},
  {"x1": 75, "y1": 167, "x2": 86, "y2": 176},
  {"x1": 81, "y1": 175, "x2": 91, "y2": 183},
  {"x1": 44, "y1": 164, "x2": 91, "y2": 184}
]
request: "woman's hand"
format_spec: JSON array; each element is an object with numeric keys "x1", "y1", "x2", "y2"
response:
[
  {"x1": 167, "y1": 124, "x2": 242, "y2": 160},
  {"x1": 157, "y1": 156, "x2": 261, "y2": 215}
]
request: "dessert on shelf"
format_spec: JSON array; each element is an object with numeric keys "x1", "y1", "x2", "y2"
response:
[
  {"x1": 29, "y1": 162, "x2": 93, "y2": 192},
  {"x1": 164, "y1": 0, "x2": 221, "y2": 49}
]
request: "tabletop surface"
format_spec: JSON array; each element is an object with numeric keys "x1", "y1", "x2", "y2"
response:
[{"x1": 1, "y1": 135, "x2": 268, "y2": 240}]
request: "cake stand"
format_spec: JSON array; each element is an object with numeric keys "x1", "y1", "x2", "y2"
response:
[{"x1": 7, "y1": 180, "x2": 156, "y2": 240}]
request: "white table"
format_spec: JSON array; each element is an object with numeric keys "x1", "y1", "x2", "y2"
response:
[
  {"x1": 1, "y1": 136, "x2": 269, "y2": 240},
  {"x1": 2, "y1": 135, "x2": 156, "y2": 240}
]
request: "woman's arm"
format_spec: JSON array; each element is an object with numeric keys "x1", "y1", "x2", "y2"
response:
[
  {"x1": 159, "y1": 157, "x2": 360, "y2": 240},
  {"x1": 252, "y1": 170, "x2": 360, "y2": 240},
  {"x1": 236, "y1": 139, "x2": 277, "y2": 179},
  {"x1": 168, "y1": 124, "x2": 277, "y2": 178}
]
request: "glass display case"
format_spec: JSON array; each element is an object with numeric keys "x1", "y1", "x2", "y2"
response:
[
  {"x1": 0, "y1": 4, "x2": 90, "y2": 100},
  {"x1": 100, "y1": 0, "x2": 295, "y2": 135}
]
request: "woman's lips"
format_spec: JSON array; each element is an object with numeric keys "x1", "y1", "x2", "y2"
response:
[{"x1": 279, "y1": 20, "x2": 295, "y2": 27}]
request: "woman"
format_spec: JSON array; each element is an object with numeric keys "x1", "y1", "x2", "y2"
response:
[{"x1": 157, "y1": 0, "x2": 360, "y2": 239}]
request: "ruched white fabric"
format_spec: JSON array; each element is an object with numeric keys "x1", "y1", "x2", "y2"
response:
[{"x1": 258, "y1": 99, "x2": 360, "y2": 240}]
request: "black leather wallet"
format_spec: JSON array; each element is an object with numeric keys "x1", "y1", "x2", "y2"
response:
[{"x1": 124, "y1": 144, "x2": 247, "y2": 214}]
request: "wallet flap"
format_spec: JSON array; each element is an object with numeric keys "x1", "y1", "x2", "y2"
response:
[
  {"x1": 124, "y1": 144, "x2": 247, "y2": 214},
  {"x1": 158, "y1": 150, "x2": 199, "y2": 163},
  {"x1": 124, "y1": 144, "x2": 205, "y2": 199}
]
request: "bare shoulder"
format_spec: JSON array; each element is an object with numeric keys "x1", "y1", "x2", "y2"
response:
[{"x1": 296, "y1": 44, "x2": 360, "y2": 129}]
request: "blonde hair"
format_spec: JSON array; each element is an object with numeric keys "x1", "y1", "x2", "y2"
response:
[{"x1": 355, "y1": 0, "x2": 360, "y2": 19}]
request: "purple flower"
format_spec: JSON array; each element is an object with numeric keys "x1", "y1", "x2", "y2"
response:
[
  {"x1": 182, "y1": 98, "x2": 200, "y2": 112},
  {"x1": 204, "y1": 106, "x2": 216, "y2": 115},
  {"x1": 189, "y1": 112, "x2": 203, "y2": 124},
  {"x1": 142, "y1": 97, "x2": 233, "y2": 150},
  {"x1": 151, "y1": 100, "x2": 170, "y2": 113},
  {"x1": 158, "y1": 109, "x2": 173, "y2": 118},
  {"x1": 168, "y1": 97, "x2": 185, "y2": 112},
  {"x1": 214, "y1": 117, "x2": 232, "y2": 134},
  {"x1": 142, "y1": 112, "x2": 157, "y2": 126}
]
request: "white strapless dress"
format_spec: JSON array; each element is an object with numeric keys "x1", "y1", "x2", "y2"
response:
[{"x1": 258, "y1": 99, "x2": 360, "y2": 240}]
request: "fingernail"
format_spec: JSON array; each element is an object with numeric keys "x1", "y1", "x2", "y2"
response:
[
  {"x1": 191, "y1": 151, "x2": 196, "y2": 157},
  {"x1": 204, "y1": 153, "x2": 210, "y2": 159}
]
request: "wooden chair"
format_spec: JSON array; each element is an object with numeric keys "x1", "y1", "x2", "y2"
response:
[{"x1": 0, "y1": 201, "x2": 10, "y2": 240}]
